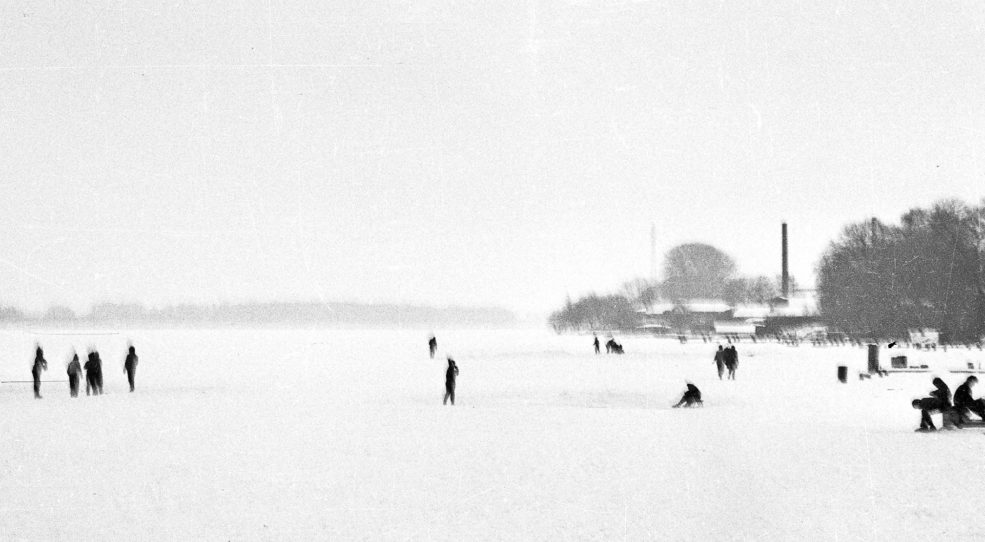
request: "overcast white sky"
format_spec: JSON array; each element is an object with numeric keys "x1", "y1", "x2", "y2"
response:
[{"x1": 1, "y1": 1, "x2": 984, "y2": 315}]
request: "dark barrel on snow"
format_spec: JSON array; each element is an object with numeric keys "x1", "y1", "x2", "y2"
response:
[
  {"x1": 867, "y1": 344, "x2": 879, "y2": 374},
  {"x1": 837, "y1": 365, "x2": 847, "y2": 383}
]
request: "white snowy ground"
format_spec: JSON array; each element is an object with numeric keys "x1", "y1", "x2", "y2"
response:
[{"x1": 2, "y1": 327, "x2": 985, "y2": 541}]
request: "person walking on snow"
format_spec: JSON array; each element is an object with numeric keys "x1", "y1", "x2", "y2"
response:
[
  {"x1": 593, "y1": 335, "x2": 600, "y2": 355},
  {"x1": 124, "y1": 345, "x2": 138, "y2": 392},
  {"x1": 443, "y1": 357, "x2": 459, "y2": 405},
  {"x1": 713, "y1": 345, "x2": 725, "y2": 380},
  {"x1": 84, "y1": 351, "x2": 103, "y2": 396},
  {"x1": 428, "y1": 335, "x2": 438, "y2": 359},
  {"x1": 31, "y1": 345, "x2": 48, "y2": 399},
  {"x1": 725, "y1": 345, "x2": 739, "y2": 380},
  {"x1": 66, "y1": 353, "x2": 82, "y2": 397}
]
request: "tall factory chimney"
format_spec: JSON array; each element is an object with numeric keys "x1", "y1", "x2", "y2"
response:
[{"x1": 781, "y1": 222, "x2": 789, "y2": 298}]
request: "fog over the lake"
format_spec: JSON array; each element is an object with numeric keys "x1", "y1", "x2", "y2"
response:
[{"x1": 2, "y1": 2, "x2": 983, "y2": 314}]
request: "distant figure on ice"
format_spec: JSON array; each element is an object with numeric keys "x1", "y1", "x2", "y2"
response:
[
  {"x1": 32, "y1": 345, "x2": 48, "y2": 399},
  {"x1": 605, "y1": 338, "x2": 624, "y2": 354},
  {"x1": 673, "y1": 383, "x2": 702, "y2": 408},
  {"x1": 725, "y1": 345, "x2": 739, "y2": 380},
  {"x1": 66, "y1": 353, "x2": 82, "y2": 397},
  {"x1": 428, "y1": 335, "x2": 437, "y2": 359},
  {"x1": 84, "y1": 351, "x2": 103, "y2": 396},
  {"x1": 713, "y1": 345, "x2": 725, "y2": 380},
  {"x1": 954, "y1": 376, "x2": 985, "y2": 423},
  {"x1": 443, "y1": 357, "x2": 459, "y2": 405},
  {"x1": 124, "y1": 345, "x2": 138, "y2": 392},
  {"x1": 593, "y1": 335, "x2": 600, "y2": 355}
]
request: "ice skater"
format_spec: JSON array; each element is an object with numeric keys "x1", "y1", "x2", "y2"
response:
[
  {"x1": 593, "y1": 335, "x2": 600, "y2": 355},
  {"x1": 713, "y1": 345, "x2": 725, "y2": 380},
  {"x1": 443, "y1": 357, "x2": 459, "y2": 405},
  {"x1": 954, "y1": 376, "x2": 985, "y2": 423},
  {"x1": 428, "y1": 335, "x2": 438, "y2": 359},
  {"x1": 124, "y1": 345, "x2": 138, "y2": 392},
  {"x1": 673, "y1": 383, "x2": 702, "y2": 408},
  {"x1": 32, "y1": 345, "x2": 48, "y2": 399},
  {"x1": 66, "y1": 352, "x2": 82, "y2": 397}
]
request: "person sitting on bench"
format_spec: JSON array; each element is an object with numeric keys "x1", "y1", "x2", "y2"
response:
[
  {"x1": 673, "y1": 383, "x2": 702, "y2": 408},
  {"x1": 912, "y1": 397, "x2": 946, "y2": 431},
  {"x1": 954, "y1": 376, "x2": 985, "y2": 423}
]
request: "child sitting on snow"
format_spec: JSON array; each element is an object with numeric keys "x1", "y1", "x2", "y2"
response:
[{"x1": 673, "y1": 383, "x2": 702, "y2": 408}]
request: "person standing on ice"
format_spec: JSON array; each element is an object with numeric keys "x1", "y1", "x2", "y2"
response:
[
  {"x1": 66, "y1": 352, "x2": 82, "y2": 397},
  {"x1": 725, "y1": 345, "x2": 739, "y2": 380},
  {"x1": 593, "y1": 335, "x2": 600, "y2": 355},
  {"x1": 443, "y1": 357, "x2": 459, "y2": 405},
  {"x1": 123, "y1": 345, "x2": 138, "y2": 392},
  {"x1": 84, "y1": 350, "x2": 103, "y2": 396},
  {"x1": 31, "y1": 345, "x2": 48, "y2": 399},
  {"x1": 713, "y1": 345, "x2": 725, "y2": 380},
  {"x1": 428, "y1": 335, "x2": 438, "y2": 359}
]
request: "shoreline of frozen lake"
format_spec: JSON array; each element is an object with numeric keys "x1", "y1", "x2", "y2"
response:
[{"x1": 2, "y1": 328, "x2": 984, "y2": 541}]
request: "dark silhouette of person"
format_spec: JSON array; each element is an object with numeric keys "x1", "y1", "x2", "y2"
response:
[
  {"x1": 593, "y1": 335, "x2": 600, "y2": 355},
  {"x1": 673, "y1": 383, "x2": 702, "y2": 408},
  {"x1": 84, "y1": 351, "x2": 103, "y2": 396},
  {"x1": 31, "y1": 346, "x2": 48, "y2": 399},
  {"x1": 954, "y1": 376, "x2": 985, "y2": 422},
  {"x1": 66, "y1": 353, "x2": 82, "y2": 397},
  {"x1": 725, "y1": 345, "x2": 739, "y2": 380},
  {"x1": 913, "y1": 398, "x2": 944, "y2": 431},
  {"x1": 713, "y1": 345, "x2": 725, "y2": 380},
  {"x1": 124, "y1": 345, "x2": 138, "y2": 392},
  {"x1": 443, "y1": 357, "x2": 459, "y2": 405},
  {"x1": 428, "y1": 335, "x2": 437, "y2": 359},
  {"x1": 914, "y1": 377, "x2": 956, "y2": 430}
]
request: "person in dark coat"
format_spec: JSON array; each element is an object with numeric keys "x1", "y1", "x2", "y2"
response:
[
  {"x1": 31, "y1": 346, "x2": 48, "y2": 399},
  {"x1": 673, "y1": 383, "x2": 702, "y2": 408},
  {"x1": 914, "y1": 377, "x2": 956, "y2": 430},
  {"x1": 124, "y1": 345, "x2": 138, "y2": 392},
  {"x1": 954, "y1": 376, "x2": 985, "y2": 422},
  {"x1": 84, "y1": 351, "x2": 103, "y2": 396},
  {"x1": 725, "y1": 345, "x2": 739, "y2": 380},
  {"x1": 66, "y1": 353, "x2": 82, "y2": 397},
  {"x1": 443, "y1": 357, "x2": 459, "y2": 405},
  {"x1": 428, "y1": 335, "x2": 437, "y2": 359},
  {"x1": 713, "y1": 345, "x2": 725, "y2": 380}
]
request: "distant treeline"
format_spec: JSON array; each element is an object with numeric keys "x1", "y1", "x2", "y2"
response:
[
  {"x1": 550, "y1": 243, "x2": 789, "y2": 333},
  {"x1": 817, "y1": 199, "x2": 985, "y2": 344},
  {"x1": 0, "y1": 301, "x2": 516, "y2": 327}
]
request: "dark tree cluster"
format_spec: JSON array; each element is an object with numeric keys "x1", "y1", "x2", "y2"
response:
[{"x1": 817, "y1": 200, "x2": 985, "y2": 344}]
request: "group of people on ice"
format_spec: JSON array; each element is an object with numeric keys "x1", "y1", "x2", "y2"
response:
[
  {"x1": 31, "y1": 344, "x2": 138, "y2": 399},
  {"x1": 913, "y1": 376, "x2": 985, "y2": 431},
  {"x1": 592, "y1": 335, "x2": 624, "y2": 355}
]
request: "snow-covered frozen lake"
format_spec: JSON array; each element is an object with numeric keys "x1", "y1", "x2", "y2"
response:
[{"x1": 2, "y1": 327, "x2": 985, "y2": 541}]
